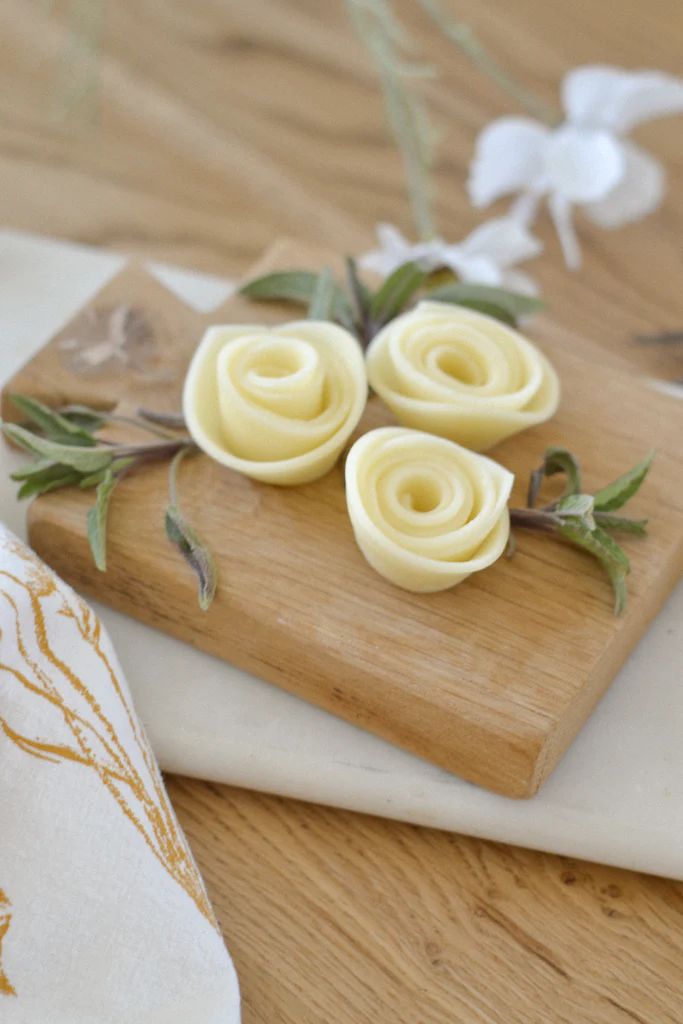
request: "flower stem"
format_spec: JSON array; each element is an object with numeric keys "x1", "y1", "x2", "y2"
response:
[
  {"x1": 416, "y1": 0, "x2": 561, "y2": 126},
  {"x1": 346, "y1": 0, "x2": 437, "y2": 240}
]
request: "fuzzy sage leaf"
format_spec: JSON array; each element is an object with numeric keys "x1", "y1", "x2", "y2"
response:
[
  {"x1": 87, "y1": 470, "x2": 119, "y2": 571},
  {"x1": 10, "y1": 394, "x2": 96, "y2": 447},
  {"x1": 593, "y1": 451, "x2": 654, "y2": 512},
  {"x1": 368, "y1": 260, "x2": 428, "y2": 326},
  {"x1": 240, "y1": 270, "x2": 353, "y2": 329},
  {"x1": 528, "y1": 446, "x2": 582, "y2": 507},
  {"x1": 593, "y1": 512, "x2": 648, "y2": 535},
  {"x1": 426, "y1": 281, "x2": 543, "y2": 325},
  {"x1": 307, "y1": 267, "x2": 336, "y2": 320},
  {"x1": 165, "y1": 447, "x2": 217, "y2": 610},
  {"x1": 511, "y1": 447, "x2": 653, "y2": 615},
  {"x1": 17, "y1": 465, "x2": 83, "y2": 500},
  {"x1": 2, "y1": 422, "x2": 114, "y2": 474},
  {"x1": 558, "y1": 521, "x2": 630, "y2": 615}
]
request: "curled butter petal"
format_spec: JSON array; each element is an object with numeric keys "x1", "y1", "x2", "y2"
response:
[
  {"x1": 183, "y1": 320, "x2": 367, "y2": 485},
  {"x1": 366, "y1": 301, "x2": 560, "y2": 451},
  {"x1": 345, "y1": 427, "x2": 514, "y2": 592}
]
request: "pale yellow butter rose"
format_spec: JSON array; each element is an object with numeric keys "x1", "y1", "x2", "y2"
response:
[
  {"x1": 183, "y1": 320, "x2": 367, "y2": 485},
  {"x1": 345, "y1": 426, "x2": 514, "y2": 593},
  {"x1": 366, "y1": 301, "x2": 560, "y2": 451}
]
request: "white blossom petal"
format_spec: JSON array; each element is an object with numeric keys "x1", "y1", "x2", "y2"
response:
[
  {"x1": 443, "y1": 252, "x2": 503, "y2": 286},
  {"x1": 468, "y1": 117, "x2": 551, "y2": 207},
  {"x1": 457, "y1": 217, "x2": 542, "y2": 267},
  {"x1": 563, "y1": 65, "x2": 683, "y2": 134},
  {"x1": 508, "y1": 191, "x2": 542, "y2": 227},
  {"x1": 499, "y1": 269, "x2": 539, "y2": 297},
  {"x1": 361, "y1": 224, "x2": 443, "y2": 276},
  {"x1": 584, "y1": 141, "x2": 665, "y2": 228},
  {"x1": 360, "y1": 223, "x2": 414, "y2": 275},
  {"x1": 548, "y1": 192, "x2": 582, "y2": 270},
  {"x1": 544, "y1": 126, "x2": 624, "y2": 202}
]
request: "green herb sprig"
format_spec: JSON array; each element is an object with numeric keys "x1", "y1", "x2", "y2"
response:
[
  {"x1": 240, "y1": 259, "x2": 542, "y2": 349},
  {"x1": 509, "y1": 447, "x2": 654, "y2": 614},
  {"x1": 2, "y1": 395, "x2": 217, "y2": 610}
]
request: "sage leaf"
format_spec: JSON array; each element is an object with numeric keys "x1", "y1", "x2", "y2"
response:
[
  {"x1": 308, "y1": 267, "x2": 336, "y2": 320},
  {"x1": 240, "y1": 270, "x2": 353, "y2": 327},
  {"x1": 87, "y1": 470, "x2": 119, "y2": 572},
  {"x1": 10, "y1": 458, "x2": 56, "y2": 482},
  {"x1": 79, "y1": 457, "x2": 134, "y2": 490},
  {"x1": 557, "y1": 493, "x2": 594, "y2": 518},
  {"x1": 443, "y1": 298, "x2": 516, "y2": 327},
  {"x1": 240, "y1": 269, "x2": 318, "y2": 306},
  {"x1": 528, "y1": 446, "x2": 582, "y2": 507},
  {"x1": 345, "y1": 256, "x2": 372, "y2": 341},
  {"x1": 594, "y1": 512, "x2": 648, "y2": 535},
  {"x1": 558, "y1": 521, "x2": 630, "y2": 615},
  {"x1": 17, "y1": 465, "x2": 82, "y2": 500},
  {"x1": 426, "y1": 282, "x2": 543, "y2": 322},
  {"x1": 10, "y1": 394, "x2": 96, "y2": 446},
  {"x1": 2, "y1": 423, "x2": 114, "y2": 474},
  {"x1": 557, "y1": 492, "x2": 595, "y2": 529},
  {"x1": 593, "y1": 451, "x2": 654, "y2": 512},
  {"x1": 60, "y1": 406, "x2": 106, "y2": 432},
  {"x1": 369, "y1": 260, "x2": 428, "y2": 325},
  {"x1": 165, "y1": 504, "x2": 217, "y2": 611}
]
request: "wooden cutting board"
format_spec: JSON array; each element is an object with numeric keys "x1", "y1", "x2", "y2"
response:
[{"x1": 3, "y1": 239, "x2": 682, "y2": 797}]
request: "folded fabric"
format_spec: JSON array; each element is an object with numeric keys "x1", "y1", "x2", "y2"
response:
[{"x1": 0, "y1": 524, "x2": 240, "y2": 1023}]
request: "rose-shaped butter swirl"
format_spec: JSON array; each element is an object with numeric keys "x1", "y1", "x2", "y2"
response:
[
  {"x1": 183, "y1": 320, "x2": 367, "y2": 485},
  {"x1": 345, "y1": 427, "x2": 514, "y2": 592},
  {"x1": 366, "y1": 301, "x2": 560, "y2": 451}
]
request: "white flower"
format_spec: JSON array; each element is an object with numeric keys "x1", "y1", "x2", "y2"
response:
[
  {"x1": 360, "y1": 223, "x2": 441, "y2": 276},
  {"x1": 361, "y1": 217, "x2": 542, "y2": 294},
  {"x1": 468, "y1": 66, "x2": 683, "y2": 268}
]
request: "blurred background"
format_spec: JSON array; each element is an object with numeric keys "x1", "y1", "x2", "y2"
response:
[{"x1": 2, "y1": 0, "x2": 683, "y2": 378}]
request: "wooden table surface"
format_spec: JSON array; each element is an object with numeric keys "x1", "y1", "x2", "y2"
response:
[{"x1": 3, "y1": 1, "x2": 683, "y2": 1020}]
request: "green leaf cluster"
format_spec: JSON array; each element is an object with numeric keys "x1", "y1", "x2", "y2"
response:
[
  {"x1": 3, "y1": 395, "x2": 217, "y2": 610},
  {"x1": 239, "y1": 258, "x2": 543, "y2": 348},
  {"x1": 518, "y1": 447, "x2": 654, "y2": 614}
]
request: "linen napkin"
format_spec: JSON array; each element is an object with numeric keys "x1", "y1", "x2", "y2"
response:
[{"x1": 0, "y1": 523, "x2": 240, "y2": 1024}]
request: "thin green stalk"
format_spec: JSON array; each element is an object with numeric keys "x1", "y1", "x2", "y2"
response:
[
  {"x1": 346, "y1": 0, "x2": 437, "y2": 239},
  {"x1": 416, "y1": 0, "x2": 560, "y2": 126}
]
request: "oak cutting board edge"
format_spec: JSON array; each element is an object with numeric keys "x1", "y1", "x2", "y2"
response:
[
  {"x1": 25, "y1": 491, "x2": 553, "y2": 798},
  {"x1": 533, "y1": 499, "x2": 683, "y2": 790}
]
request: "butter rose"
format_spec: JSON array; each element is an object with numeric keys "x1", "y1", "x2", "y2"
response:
[
  {"x1": 183, "y1": 320, "x2": 367, "y2": 485},
  {"x1": 365, "y1": 301, "x2": 560, "y2": 451},
  {"x1": 345, "y1": 427, "x2": 514, "y2": 593}
]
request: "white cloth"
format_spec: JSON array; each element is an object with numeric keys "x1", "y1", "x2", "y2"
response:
[{"x1": 0, "y1": 524, "x2": 240, "y2": 1023}]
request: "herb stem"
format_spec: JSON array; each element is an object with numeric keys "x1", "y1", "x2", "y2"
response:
[
  {"x1": 136, "y1": 407, "x2": 188, "y2": 430},
  {"x1": 509, "y1": 507, "x2": 559, "y2": 533},
  {"x1": 115, "y1": 438, "x2": 193, "y2": 463},
  {"x1": 59, "y1": 403, "x2": 181, "y2": 440}
]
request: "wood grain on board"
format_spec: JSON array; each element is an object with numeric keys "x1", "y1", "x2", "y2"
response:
[
  {"x1": 3, "y1": 0, "x2": 683, "y2": 1018},
  {"x1": 5, "y1": 239, "x2": 682, "y2": 798}
]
